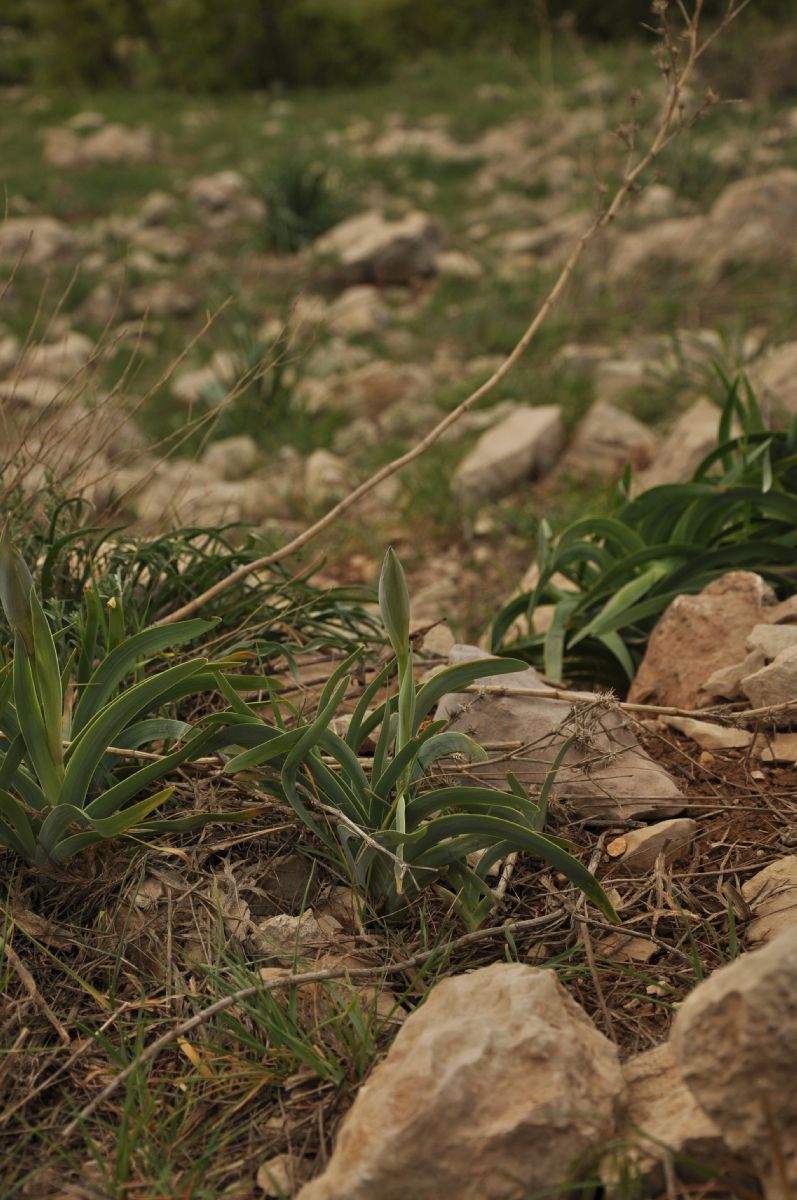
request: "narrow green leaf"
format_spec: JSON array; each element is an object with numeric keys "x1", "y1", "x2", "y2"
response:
[{"x1": 71, "y1": 618, "x2": 217, "y2": 734}]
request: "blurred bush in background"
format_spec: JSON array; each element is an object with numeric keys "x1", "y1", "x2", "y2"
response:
[{"x1": 1, "y1": 0, "x2": 796, "y2": 91}]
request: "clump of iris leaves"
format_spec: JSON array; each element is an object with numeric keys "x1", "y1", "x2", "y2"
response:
[{"x1": 492, "y1": 374, "x2": 797, "y2": 689}]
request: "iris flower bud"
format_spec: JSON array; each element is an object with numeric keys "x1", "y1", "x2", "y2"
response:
[
  {"x1": 378, "y1": 546, "x2": 411, "y2": 663},
  {"x1": 0, "y1": 524, "x2": 34, "y2": 654}
]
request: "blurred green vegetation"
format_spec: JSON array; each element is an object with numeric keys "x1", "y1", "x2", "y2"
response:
[{"x1": 2, "y1": 0, "x2": 795, "y2": 91}]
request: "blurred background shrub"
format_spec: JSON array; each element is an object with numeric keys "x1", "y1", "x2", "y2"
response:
[{"x1": 3, "y1": 0, "x2": 795, "y2": 92}]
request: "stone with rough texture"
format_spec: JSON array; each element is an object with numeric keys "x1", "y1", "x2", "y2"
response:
[
  {"x1": 634, "y1": 397, "x2": 725, "y2": 491},
  {"x1": 699, "y1": 649, "x2": 768, "y2": 703},
  {"x1": 671, "y1": 927, "x2": 797, "y2": 1200},
  {"x1": 607, "y1": 818, "x2": 697, "y2": 872},
  {"x1": 130, "y1": 280, "x2": 197, "y2": 318},
  {"x1": 16, "y1": 332, "x2": 95, "y2": 381},
  {"x1": 747, "y1": 623, "x2": 797, "y2": 661},
  {"x1": 314, "y1": 209, "x2": 445, "y2": 287},
  {"x1": 202, "y1": 436, "x2": 259, "y2": 481},
  {"x1": 0, "y1": 216, "x2": 75, "y2": 265},
  {"x1": 610, "y1": 169, "x2": 797, "y2": 282},
  {"x1": 454, "y1": 405, "x2": 563, "y2": 502},
  {"x1": 741, "y1": 857, "x2": 797, "y2": 946},
  {"x1": 628, "y1": 572, "x2": 777, "y2": 709},
  {"x1": 44, "y1": 123, "x2": 156, "y2": 167},
  {"x1": 562, "y1": 401, "x2": 658, "y2": 478},
  {"x1": 749, "y1": 340, "x2": 797, "y2": 418},
  {"x1": 297, "y1": 962, "x2": 624, "y2": 1200},
  {"x1": 741, "y1": 645, "x2": 797, "y2": 711},
  {"x1": 436, "y1": 645, "x2": 684, "y2": 824},
  {"x1": 662, "y1": 716, "x2": 753, "y2": 751},
  {"x1": 188, "y1": 170, "x2": 264, "y2": 227},
  {"x1": 327, "y1": 286, "x2": 388, "y2": 336},
  {"x1": 610, "y1": 1042, "x2": 749, "y2": 1195},
  {"x1": 304, "y1": 449, "x2": 350, "y2": 507}
]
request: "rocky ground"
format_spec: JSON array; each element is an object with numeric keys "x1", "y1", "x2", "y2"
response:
[
  {"x1": 4, "y1": 36, "x2": 797, "y2": 632},
  {"x1": 3, "y1": 21, "x2": 797, "y2": 1200}
]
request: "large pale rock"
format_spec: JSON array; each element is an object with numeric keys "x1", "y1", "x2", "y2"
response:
[
  {"x1": 188, "y1": 170, "x2": 264, "y2": 227},
  {"x1": 606, "y1": 818, "x2": 697, "y2": 872},
  {"x1": 662, "y1": 715, "x2": 753, "y2": 751},
  {"x1": 610, "y1": 169, "x2": 797, "y2": 282},
  {"x1": 436, "y1": 645, "x2": 684, "y2": 824},
  {"x1": 628, "y1": 572, "x2": 777, "y2": 709},
  {"x1": 314, "y1": 209, "x2": 445, "y2": 284},
  {"x1": 672, "y1": 928, "x2": 797, "y2": 1200},
  {"x1": 749, "y1": 340, "x2": 797, "y2": 419},
  {"x1": 612, "y1": 1042, "x2": 749, "y2": 1194},
  {"x1": 699, "y1": 649, "x2": 767, "y2": 704},
  {"x1": 741, "y1": 645, "x2": 797, "y2": 711},
  {"x1": 0, "y1": 216, "x2": 75, "y2": 265},
  {"x1": 44, "y1": 123, "x2": 156, "y2": 167},
  {"x1": 454, "y1": 405, "x2": 563, "y2": 502},
  {"x1": 130, "y1": 280, "x2": 197, "y2": 318},
  {"x1": 747, "y1": 623, "x2": 797, "y2": 660},
  {"x1": 741, "y1": 857, "x2": 797, "y2": 947},
  {"x1": 327, "y1": 286, "x2": 388, "y2": 336},
  {"x1": 298, "y1": 962, "x2": 624, "y2": 1200},
  {"x1": 303, "y1": 450, "x2": 350, "y2": 507},
  {"x1": 17, "y1": 332, "x2": 94, "y2": 380},
  {"x1": 201, "y1": 435, "x2": 259, "y2": 481},
  {"x1": 562, "y1": 401, "x2": 657, "y2": 478},
  {"x1": 634, "y1": 397, "x2": 723, "y2": 491},
  {"x1": 130, "y1": 460, "x2": 290, "y2": 528}
]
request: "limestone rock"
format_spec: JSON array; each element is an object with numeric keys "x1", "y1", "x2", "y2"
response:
[
  {"x1": 314, "y1": 209, "x2": 445, "y2": 285},
  {"x1": 671, "y1": 927, "x2": 797, "y2": 1200},
  {"x1": 188, "y1": 170, "x2": 264, "y2": 227},
  {"x1": 138, "y1": 190, "x2": 179, "y2": 226},
  {"x1": 562, "y1": 401, "x2": 658, "y2": 478},
  {"x1": 327, "y1": 286, "x2": 388, "y2": 336},
  {"x1": 435, "y1": 249, "x2": 482, "y2": 278},
  {"x1": 699, "y1": 649, "x2": 768, "y2": 703},
  {"x1": 741, "y1": 645, "x2": 797, "y2": 711},
  {"x1": 44, "y1": 123, "x2": 156, "y2": 167},
  {"x1": 435, "y1": 645, "x2": 684, "y2": 824},
  {"x1": 662, "y1": 716, "x2": 753, "y2": 751},
  {"x1": 747, "y1": 623, "x2": 797, "y2": 660},
  {"x1": 635, "y1": 397, "x2": 724, "y2": 490},
  {"x1": 628, "y1": 572, "x2": 777, "y2": 709},
  {"x1": 16, "y1": 332, "x2": 94, "y2": 381},
  {"x1": 131, "y1": 460, "x2": 288, "y2": 529},
  {"x1": 297, "y1": 962, "x2": 624, "y2": 1200},
  {"x1": 202, "y1": 435, "x2": 259, "y2": 481},
  {"x1": 606, "y1": 818, "x2": 697, "y2": 872},
  {"x1": 303, "y1": 450, "x2": 350, "y2": 507},
  {"x1": 0, "y1": 216, "x2": 75, "y2": 265},
  {"x1": 741, "y1": 857, "x2": 797, "y2": 946},
  {"x1": 130, "y1": 280, "x2": 197, "y2": 318},
  {"x1": 610, "y1": 169, "x2": 797, "y2": 282},
  {"x1": 453, "y1": 404, "x2": 564, "y2": 502},
  {"x1": 749, "y1": 340, "x2": 797, "y2": 419},
  {"x1": 612, "y1": 1042, "x2": 749, "y2": 1195}
]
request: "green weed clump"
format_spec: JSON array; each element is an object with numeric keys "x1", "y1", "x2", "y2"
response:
[
  {"x1": 0, "y1": 524, "x2": 269, "y2": 864},
  {"x1": 492, "y1": 376, "x2": 797, "y2": 689},
  {"x1": 220, "y1": 547, "x2": 618, "y2": 930},
  {"x1": 260, "y1": 161, "x2": 348, "y2": 254}
]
